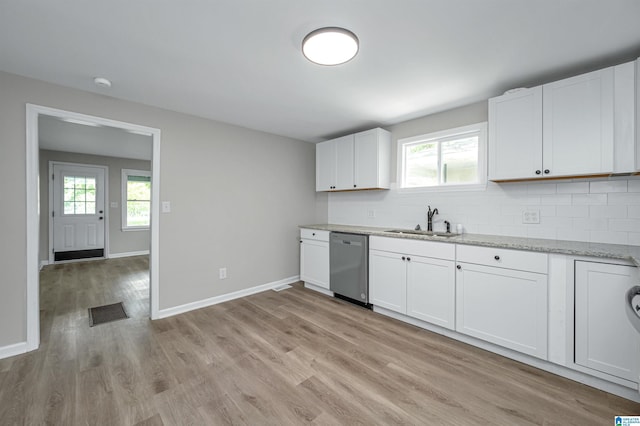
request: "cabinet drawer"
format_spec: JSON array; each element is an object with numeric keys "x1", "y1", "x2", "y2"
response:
[
  {"x1": 300, "y1": 229, "x2": 330, "y2": 242},
  {"x1": 370, "y1": 236, "x2": 455, "y2": 260},
  {"x1": 456, "y1": 244, "x2": 547, "y2": 274}
]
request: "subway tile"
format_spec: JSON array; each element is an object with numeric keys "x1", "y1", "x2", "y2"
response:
[
  {"x1": 527, "y1": 227, "x2": 557, "y2": 240},
  {"x1": 590, "y1": 230, "x2": 628, "y2": 245},
  {"x1": 540, "y1": 217, "x2": 573, "y2": 228},
  {"x1": 501, "y1": 226, "x2": 528, "y2": 237},
  {"x1": 572, "y1": 218, "x2": 608, "y2": 231},
  {"x1": 556, "y1": 182, "x2": 589, "y2": 194},
  {"x1": 628, "y1": 179, "x2": 640, "y2": 193},
  {"x1": 556, "y1": 205, "x2": 589, "y2": 217},
  {"x1": 527, "y1": 183, "x2": 557, "y2": 195},
  {"x1": 609, "y1": 219, "x2": 640, "y2": 233},
  {"x1": 589, "y1": 180, "x2": 627, "y2": 193},
  {"x1": 572, "y1": 194, "x2": 607, "y2": 205},
  {"x1": 557, "y1": 229, "x2": 590, "y2": 242},
  {"x1": 628, "y1": 232, "x2": 640, "y2": 246},
  {"x1": 628, "y1": 205, "x2": 640, "y2": 219},
  {"x1": 589, "y1": 205, "x2": 627, "y2": 219},
  {"x1": 540, "y1": 194, "x2": 572, "y2": 205},
  {"x1": 608, "y1": 193, "x2": 640, "y2": 205}
]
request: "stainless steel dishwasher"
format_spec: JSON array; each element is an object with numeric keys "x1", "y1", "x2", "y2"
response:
[{"x1": 330, "y1": 232, "x2": 370, "y2": 307}]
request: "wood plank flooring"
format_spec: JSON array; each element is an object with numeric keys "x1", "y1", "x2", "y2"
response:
[{"x1": 0, "y1": 256, "x2": 638, "y2": 425}]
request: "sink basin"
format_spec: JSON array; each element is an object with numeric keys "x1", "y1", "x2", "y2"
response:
[{"x1": 384, "y1": 229, "x2": 458, "y2": 238}]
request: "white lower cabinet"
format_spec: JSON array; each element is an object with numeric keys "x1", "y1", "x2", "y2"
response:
[
  {"x1": 575, "y1": 261, "x2": 640, "y2": 383},
  {"x1": 370, "y1": 249, "x2": 407, "y2": 313},
  {"x1": 455, "y1": 246, "x2": 548, "y2": 360},
  {"x1": 300, "y1": 229, "x2": 329, "y2": 291},
  {"x1": 369, "y1": 237, "x2": 455, "y2": 329},
  {"x1": 407, "y1": 256, "x2": 456, "y2": 329}
]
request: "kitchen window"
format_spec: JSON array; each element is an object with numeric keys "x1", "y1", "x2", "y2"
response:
[
  {"x1": 398, "y1": 122, "x2": 487, "y2": 190},
  {"x1": 122, "y1": 169, "x2": 151, "y2": 230}
]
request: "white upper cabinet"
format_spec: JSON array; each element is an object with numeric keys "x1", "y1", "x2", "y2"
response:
[
  {"x1": 488, "y1": 87, "x2": 543, "y2": 180},
  {"x1": 543, "y1": 67, "x2": 614, "y2": 177},
  {"x1": 316, "y1": 128, "x2": 391, "y2": 192},
  {"x1": 335, "y1": 135, "x2": 354, "y2": 190},
  {"x1": 316, "y1": 140, "x2": 337, "y2": 191},
  {"x1": 489, "y1": 59, "x2": 637, "y2": 181}
]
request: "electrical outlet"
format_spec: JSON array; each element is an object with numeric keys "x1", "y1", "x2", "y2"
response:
[
  {"x1": 367, "y1": 209, "x2": 376, "y2": 218},
  {"x1": 219, "y1": 267, "x2": 227, "y2": 280},
  {"x1": 162, "y1": 201, "x2": 171, "y2": 213},
  {"x1": 522, "y1": 210, "x2": 540, "y2": 224}
]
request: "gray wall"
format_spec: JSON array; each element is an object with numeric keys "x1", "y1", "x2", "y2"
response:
[
  {"x1": 0, "y1": 70, "x2": 323, "y2": 348},
  {"x1": 39, "y1": 150, "x2": 152, "y2": 261}
]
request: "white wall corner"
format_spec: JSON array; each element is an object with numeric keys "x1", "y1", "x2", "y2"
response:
[
  {"x1": 39, "y1": 260, "x2": 49, "y2": 270},
  {"x1": 156, "y1": 275, "x2": 301, "y2": 319},
  {"x1": 0, "y1": 341, "x2": 28, "y2": 360}
]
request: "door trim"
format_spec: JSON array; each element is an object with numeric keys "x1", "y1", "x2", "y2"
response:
[
  {"x1": 26, "y1": 104, "x2": 161, "y2": 352},
  {"x1": 48, "y1": 161, "x2": 109, "y2": 265}
]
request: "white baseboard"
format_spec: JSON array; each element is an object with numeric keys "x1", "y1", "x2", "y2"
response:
[
  {"x1": 39, "y1": 260, "x2": 49, "y2": 270},
  {"x1": 109, "y1": 250, "x2": 150, "y2": 259},
  {"x1": 156, "y1": 275, "x2": 300, "y2": 319},
  {"x1": 303, "y1": 282, "x2": 334, "y2": 297},
  {"x1": 0, "y1": 341, "x2": 28, "y2": 360}
]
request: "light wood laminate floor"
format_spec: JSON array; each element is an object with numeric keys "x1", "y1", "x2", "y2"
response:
[{"x1": 0, "y1": 256, "x2": 638, "y2": 425}]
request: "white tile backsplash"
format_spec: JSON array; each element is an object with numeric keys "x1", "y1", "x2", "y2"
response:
[{"x1": 328, "y1": 177, "x2": 640, "y2": 246}]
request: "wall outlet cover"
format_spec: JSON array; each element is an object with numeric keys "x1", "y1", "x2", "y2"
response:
[
  {"x1": 367, "y1": 209, "x2": 376, "y2": 218},
  {"x1": 162, "y1": 201, "x2": 171, "y2": 213},
  {"x1": 219, "y1": 267, "x2": 227, "y2": 280},
  {"x1": 522, "y1": 210, "x2": 540, "y2": 224}
]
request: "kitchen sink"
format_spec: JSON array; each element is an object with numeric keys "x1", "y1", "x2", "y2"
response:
[{"x1": 384, "y1": 229, "x2": 458, "y2": 237}]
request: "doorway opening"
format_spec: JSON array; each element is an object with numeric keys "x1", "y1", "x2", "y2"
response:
[{"x1": 26, "y1": 104, "x2": 161, "y2": 352}]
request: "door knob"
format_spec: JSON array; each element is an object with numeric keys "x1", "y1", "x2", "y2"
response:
[
  {"x1": 99, "y1": 210, "x2": 103, "y2": 214},
  {"x1": 99, "y1": 217, "x2": 103, "y2": 220}
]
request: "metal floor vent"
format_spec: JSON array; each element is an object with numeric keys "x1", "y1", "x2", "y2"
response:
[{"x1": 88, "y1": 302, "x2": 129, "y2": 327}]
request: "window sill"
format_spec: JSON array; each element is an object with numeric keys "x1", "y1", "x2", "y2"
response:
[
  {"x1": 396, "y1": 182, "x2": 487, "y2": 194},
  {"x1": 122, "y1": 227, "x2": 150, "y2": 232}
]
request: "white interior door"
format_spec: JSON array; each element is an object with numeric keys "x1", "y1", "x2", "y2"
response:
[{"x1": 52, "y1": 163, "x2": 106, "y2": 261}]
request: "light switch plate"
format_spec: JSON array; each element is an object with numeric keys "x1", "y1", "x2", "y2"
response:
[{"x1": 522, "y1": 210, "x2": 540, "y2": 224}]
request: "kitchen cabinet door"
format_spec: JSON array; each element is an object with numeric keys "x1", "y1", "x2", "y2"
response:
[
  {"x1": 543, "y1": 67, "x2": 614, "y2": 177},
  {"x1": 370, "y1": 249, "x2": 407, "y2": 314},
  {"x1": 316, "y1": 140, "x2": 336, "y2": 191},
  {"x1": 354, "y1": 128, "x2": 391, "y2": 190},
  {"x1": 334, "y1": 135, "x2": 354, "y2": 190},
  {"x1": 300, "y1": 239, "x2": 329, "y2": 290},
  {"x1": 488, "y1": 86, "x2": 543, "y2": 181},
  {"x1": 456, "y1": 262, "x2": 548, "y2": 359},
  {"x1": 575, "y1": 261, "x2": 640, "y2": 382},
  {"x1": 406, "y1": 256, "x2": 456, "y2": 330}
]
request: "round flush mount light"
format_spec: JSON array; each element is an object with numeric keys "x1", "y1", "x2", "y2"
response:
[
  {"x1": 93, "y1": 77, "x2": 112, "y2": 88},
  {"x1": 302, "y1": 27, "x2": 359, "y2": 66}
]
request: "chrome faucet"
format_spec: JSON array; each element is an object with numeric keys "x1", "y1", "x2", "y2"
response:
[{"x1": 427, "y1": 206, "x2": 438, "y2": 231}]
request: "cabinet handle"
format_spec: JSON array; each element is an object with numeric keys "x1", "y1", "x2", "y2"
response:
[
  {"x1": 353, "y1": 184, "x2": 357, "y2": 188},
  {"x1": 494, "y1": 255, "x2": 500, "y2": 261},
  {"x1": 312, "y1": 233, "x2": 315, "y2": 236},
  {"x1": 535, "y1": 170, "x2": 541, "y2": 175},
  {"x1": 456, "y1": 265, "x2": 461, "y2": 270},
  {"x1": 544, "y1": 169, "x2": 550, "y2": 174},
  {"x1": 407, "y1": 257, "x2": 411, "y2": 261},
  {"x1": 402, "y1": 256, "x2": 406, "y2": 261}
]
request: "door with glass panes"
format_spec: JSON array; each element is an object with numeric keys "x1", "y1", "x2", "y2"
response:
[{"x1": 51, "y1": 163, "x2": 106, "y2": 262}]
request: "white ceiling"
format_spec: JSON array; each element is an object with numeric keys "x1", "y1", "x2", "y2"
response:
[
  {"x1": 2, "y1": 1, "x2": 640, "y2": 143},
  {"x1": 39, "y1": 115, "x2": 152, "y2": 160}
]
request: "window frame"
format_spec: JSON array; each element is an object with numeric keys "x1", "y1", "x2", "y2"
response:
[
  {"x1": 397, "y1": 122, "x2": 487, "y2": 192},
  {"x1": 121, "y1": 168, "x2": 152, "y2": 231}
]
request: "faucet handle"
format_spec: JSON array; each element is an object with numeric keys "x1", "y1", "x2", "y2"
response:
[{"x1": 444, "y1": 220, "x2": 451, "y2": 233}]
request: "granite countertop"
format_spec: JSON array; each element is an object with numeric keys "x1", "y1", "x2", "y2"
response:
[{"x1": 300, "y1": 224, "x2": 640, "y2": 267}]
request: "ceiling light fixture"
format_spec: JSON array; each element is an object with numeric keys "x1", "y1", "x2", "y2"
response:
[
  {"x1": 302, "y1": 27, "x2": 359, "y2": 66},
  {"x1": 93, "y1": 76, "x2": 112, "y2": 88}
]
